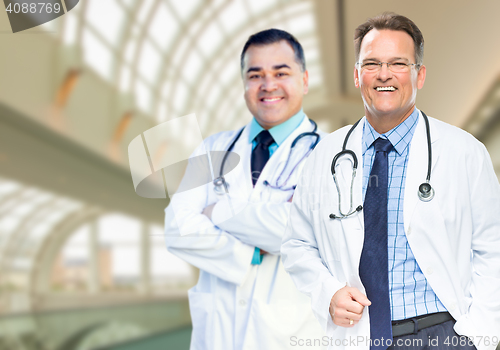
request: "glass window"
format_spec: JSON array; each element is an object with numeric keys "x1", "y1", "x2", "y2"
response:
[
  {"x1": 248, "y1": 0, "x2": 276, "y2": 15},
  {"x1": 86, "y1": 0, "x2": 125, "y2": 46},
  {"x1": 169, "y1": 0, "x2": 200, "y2": 21},
  {"x1": 197, "y1": 22, "x2": 223, "y2": 58},
  {"x1": 63, "y1": 11, "x2": 78, "y2": 45},
  {"x1": 148, "y1": 2, "x2": 179, "y2": 52},
  {"x1": 288, "y1": 13, "x2": 315, "y2": 36},
  {"x1": 55, "y1": 224, "x2": 90, "y2": 292},
  {"x1": 307, "y1": 64, "x2": 323, "y2": 88},
  {"x1": 150, "y1": 225, "x2": 193, "y2": 288},
  {"x1": 82, "y1": 29, "x2": 113, "y2": 80},
  {"x1": 119, "y1": 66, "x2": 132, "y2": 93},
  {"x1": 124, "y1": 39, "x2": 138, "y2": 64},
  {"x1": 136, "y1": 0, "x2": 155, "y2": 25},
  {"x1": 58, "y1": 0, "x2": 325, "y2": 129},
  {"x1": 218, "y1": 60, "x2": 239, "y2": 87},
  {"x1": 135, "y1": 79, "x2": 152, "y2": 113},
  {"x1": 138, "y1": 40, "x2": 162, "y2": 85},
  {"x1": 156, "y1": 103, "x2": 167, "y2": 122},
  {"x1": 218, "y1": 1, "x2": 247, "y2": 34},
  {"x1": 0, "y1": 178, "x2": 20, "y2": 197},
  {"x1": 172, "y1": 80, "x2": 189, "y2": 115},
  {"x1": 182, "y1": 51, "x2": 203, "y2": 85}
]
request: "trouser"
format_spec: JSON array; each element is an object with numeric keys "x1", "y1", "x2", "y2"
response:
[{"x1": 388, "y1": 320, "x2": 477, "y2": 350}]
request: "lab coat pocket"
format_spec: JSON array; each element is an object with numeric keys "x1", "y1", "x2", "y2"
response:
[
  {"x1": 188, "y1": 288, "x2": 214, "y2": 349},
  {"x1": 249, "y1": 301, "x2": 325, "y2": 349}
]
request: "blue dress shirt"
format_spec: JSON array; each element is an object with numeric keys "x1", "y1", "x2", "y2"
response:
[{"x1": 361, "y1": 108, "x2": 447, "y2": 320}]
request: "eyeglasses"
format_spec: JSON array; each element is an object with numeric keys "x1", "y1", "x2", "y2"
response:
[{"x1": 357, "y1": 60, "x2": 420, "y2": 73}]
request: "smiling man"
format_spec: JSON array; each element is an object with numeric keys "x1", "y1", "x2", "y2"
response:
[
  {"x1": 165, "y1": 29, "x2": 325, "y2": 349},
  {"x1": 282, "y1": 13, "x2": 500, "y2": 350}
]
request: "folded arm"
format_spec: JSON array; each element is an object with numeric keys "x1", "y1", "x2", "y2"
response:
[
  {"x1": 211, "y1": 197, "x2": 292, "y2": 255},
  {"x1": 164, "y1": 138, "x2": 255, "y2": 285}
]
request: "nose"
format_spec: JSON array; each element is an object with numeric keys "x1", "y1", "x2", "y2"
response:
[
  {"x1": 261, "y1": 76, "x2": 278, "y2": 91},
  {"x1": 377, "y1": 63, "x2": 392, "y2": 81}
]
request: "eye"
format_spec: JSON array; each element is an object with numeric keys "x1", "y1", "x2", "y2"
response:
[
  {"x1": 362, "y1": 62, "x2": 379, "y2": 68},
  {"x1": 392, "y1": 62, "x2": 408, "y2": 67},
  {"x1": 248, "y1": 74, "x2": 261, "y2": 79},
  {"x1": 276, "y1": 72, "x2": 288, "y2": 77}
]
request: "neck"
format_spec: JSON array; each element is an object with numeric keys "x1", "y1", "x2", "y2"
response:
[{"x1": 365, "y1": 106, "x2": 415, "y2": 134}]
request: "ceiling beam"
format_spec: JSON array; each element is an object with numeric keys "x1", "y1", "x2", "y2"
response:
[{"x1": 0, "y1": 102, "x2": 167, "y2": 224}]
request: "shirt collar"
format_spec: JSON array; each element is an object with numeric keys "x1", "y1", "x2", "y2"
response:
[
  {"x1": 362, "y1": 108, "x2": 420, "y2": 156},
  {"x1": 248, "y1": 109, "x2": 305, "y2": 146}
]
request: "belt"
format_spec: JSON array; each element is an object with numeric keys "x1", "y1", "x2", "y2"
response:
[{"x1": 392, "y1": 312, "x2": 454, "y2": 337}]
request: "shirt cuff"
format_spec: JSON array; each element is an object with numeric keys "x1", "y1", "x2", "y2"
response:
[{"x1": 251, "y1": 247, "x2": 263, "y2": 265}]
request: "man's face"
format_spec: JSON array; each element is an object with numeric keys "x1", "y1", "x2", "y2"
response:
[
  {"x1": 242, "y1": 41, "x2": 309, "y2": 130},
  {"x1": 354, "y1": 29, "x2": 426, "y2": 126}
]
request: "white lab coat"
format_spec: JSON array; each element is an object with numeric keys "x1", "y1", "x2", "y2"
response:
[
  {"x1": 165, "y1": 116, "x2": 327, "y2": 350},
  {"x1": 281, "y1": 111, "x2": 500, "y2": 350}
]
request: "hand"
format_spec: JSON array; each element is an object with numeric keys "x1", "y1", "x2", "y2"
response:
[
  {"x1": 202, "y1": 203, "x2": 216, "y2": 220},
  {"x1": 329, "y1": 286, "x2": 371, "y2": 327}
]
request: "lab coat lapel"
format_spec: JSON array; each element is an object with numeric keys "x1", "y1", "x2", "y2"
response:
[
  {"x1": 335, "y1": 119, "x2": 365, "y2": 289},
  {"x1": 403, "y1": 111, "x2": 441, "y2": 233},
  {"x1": 335, "y1": 121, "x2": 364, "y2": 223},
  {"x1": 226, "y1": 123, "x2": 254, "y2": 198}
]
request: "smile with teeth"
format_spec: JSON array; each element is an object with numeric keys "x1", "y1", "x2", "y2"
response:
[
  {"x1": 261, "y1": 97, "x2": 283, "y2": 102},
  {"x1": 376, "y1": 86, "x2": 396, "y2": 91}
]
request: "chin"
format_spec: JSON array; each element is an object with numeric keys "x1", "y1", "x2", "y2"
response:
[
  {"x1": 257, "y1": 113, "x2": 283, "y2": 124},
  {"x1": 372, "y1": 104, "x2": 400, "y2": 115}
]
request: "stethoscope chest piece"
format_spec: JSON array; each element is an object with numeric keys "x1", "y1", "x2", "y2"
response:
[
  {"x1": 213, "y1": 176, "x2": 228, "y2": 195},
  {"x1": 418, "y1": 182, "x2": 434, "y2": 202}
]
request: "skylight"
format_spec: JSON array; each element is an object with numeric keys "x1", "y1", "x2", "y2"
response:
[
  {"x1": 62, "y1": 0, "x2": 324, "y2": 132},
  {"x1": 86, "y1": 0, "x2": 124, "y2": 46}
]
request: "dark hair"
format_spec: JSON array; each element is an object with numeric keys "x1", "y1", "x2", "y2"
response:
[
  {"x1": 240, "y1": 28, "x2": 306, "y2": 72},
  {"x1": 354, "y1": 12, "x2": 424, "y2": 66}
]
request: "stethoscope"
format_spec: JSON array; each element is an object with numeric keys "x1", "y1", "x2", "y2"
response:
[
  {"x1": 213, "y1": 119, "x2": 320, "y2": 195},
  {"x1": 329, "y1": 111, "x2": 434, "y2": 220}
]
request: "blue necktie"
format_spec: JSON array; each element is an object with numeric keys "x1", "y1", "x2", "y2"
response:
[
  {"x1": 359, "y1": 138, "x2": 393, "y2": 350},
  {"x1": 251, "y1": 130, "x2": 274, "y2": 186}
]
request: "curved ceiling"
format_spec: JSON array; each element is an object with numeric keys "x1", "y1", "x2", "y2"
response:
[{"x1": 56, "y1": 0, "x2": 324, "y2": 137}]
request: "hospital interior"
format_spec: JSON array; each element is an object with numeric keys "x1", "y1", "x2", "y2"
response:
[{"x1": 0, "y1": 0, "x2": 499, "y2": 349}]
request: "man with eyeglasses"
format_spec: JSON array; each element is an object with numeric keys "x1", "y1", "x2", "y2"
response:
[{"x1": 281, "y1": 12, "x2": 500, "y2": 350}]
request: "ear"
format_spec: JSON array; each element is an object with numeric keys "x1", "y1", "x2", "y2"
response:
[
  {"x1": 417, "y1": 65, "x2": 426, "y2": 89},
  {"x1": 303, "y1": 70, "x2": 309, "y2": 95},
  {"x1": 354, "y1": 66, "x2": 360, "y2": 88}
]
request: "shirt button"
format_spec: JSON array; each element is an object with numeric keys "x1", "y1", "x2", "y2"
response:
[
  {"x1": 426, "y1": 267, "x2": 434, "y2": 275},
  {"x1": 239, "y1": 300, "x2": 246, "y2": 306}
]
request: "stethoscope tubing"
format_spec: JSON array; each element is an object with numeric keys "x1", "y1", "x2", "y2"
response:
[
  {"x1": 214, "y1": 119, "x2": 319, "y2": 194},
  {"x1": 329, "y1": 110, "x2": 434, "y2": 219}
]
